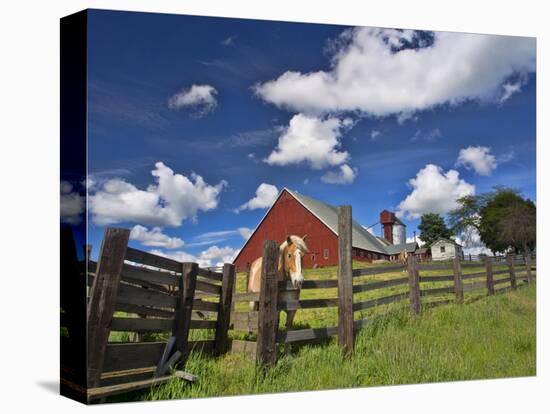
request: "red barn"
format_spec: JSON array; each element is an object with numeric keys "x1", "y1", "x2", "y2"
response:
[{"x1": 233, "y1": 188, "x2": 417, "y2": 271}]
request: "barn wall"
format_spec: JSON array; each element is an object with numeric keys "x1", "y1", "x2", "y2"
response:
[{"x1": 233, "y1": 191, "x2": 341, "y2": 271}]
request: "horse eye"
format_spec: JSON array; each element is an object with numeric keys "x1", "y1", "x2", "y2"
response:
[{"x1": 288, "y1": 254, "x2": 292, "y2": 258}]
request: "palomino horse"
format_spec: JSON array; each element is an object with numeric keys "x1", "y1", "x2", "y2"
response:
[
  {"x1": 247, "y1": 235, "x2": 309, "y2": 352},
  {"x1": 398, "y1": 249, "x2": 408, "y2": 265}
]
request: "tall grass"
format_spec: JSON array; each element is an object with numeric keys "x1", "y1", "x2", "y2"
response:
[{"x1": 113, "y1": 283, "x2": 536, "y2": 402}]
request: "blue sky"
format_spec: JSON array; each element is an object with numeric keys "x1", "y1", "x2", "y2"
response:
[{"x1": 77, "y1": 9, "x2": 536, "y2": 264}]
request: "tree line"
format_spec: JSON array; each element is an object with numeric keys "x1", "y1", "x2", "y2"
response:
[{"x1": 416, "y1": 187, "x2": 536, "y2": 255}]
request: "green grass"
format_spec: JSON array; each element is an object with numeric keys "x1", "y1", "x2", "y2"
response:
[{"x1": 110, "y1": 275, "x2": 535, "y2": 402}]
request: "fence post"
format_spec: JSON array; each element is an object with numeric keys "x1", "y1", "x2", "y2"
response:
[
  {"x1": 507, "y1": 254, "x2": 517, "y2": 290},
  {"x1": 524, "y1": 254, "x2": 533, "y2": 284},
  {"x1": 338, "y1": 205, "x2": 354, "y2": 356},
  {"x1": 87, "y1": 228, "x2": 130, "y2": 388},
  {"x1": 173, "y1": 262, "x2": 198, "y2": 360},
  {"x1": 214, "y1": 263, "x2": 236, "y2": 355},
  {"x1": 452, "y1": 257, "x2": 464, "y2": 304},
  {"x1": 484, "y1": 256, "x2": 495, "y2": 295},
  {"x1": 407, "y1": 255, "x2": 421, "y2": 315},
  {"x1": 256, "y1": 240, "x2": 280, "y2": 369}
]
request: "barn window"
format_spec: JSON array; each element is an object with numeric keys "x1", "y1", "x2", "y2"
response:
[
  {"x1": 440, "y1": 246, "x2": 446, "y2": 253},
  {"x1": 323, "y1": 248, "x2": 329, "y2": 259}
]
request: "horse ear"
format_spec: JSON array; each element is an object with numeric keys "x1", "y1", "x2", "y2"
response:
[{"x1": 287, "y1": 235, "x2": 292, "y2": 245}]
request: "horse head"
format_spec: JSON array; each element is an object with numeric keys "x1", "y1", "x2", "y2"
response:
[{"x1": 281, "y1": 235, "x2": 309, "y2": 289}]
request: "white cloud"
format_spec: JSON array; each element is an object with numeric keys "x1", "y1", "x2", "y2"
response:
[
  {"x1": 129, "y1": 225, "x2": 184, "y2": 249},
  {"x1": 89, "y1": 162, "x2": 227, "y2": 227},
  {"x1": 264, "y1": 114, "x2": 350, "y2": 169},
  {"x1": 455, "y1": 225, "x2": 493, "y2": 256},
  {"x1": 410, "y1": 128, "x2": 441, "y2": 143},
  {"x1": 151, "y1": 245, "x2": 240, "y2": 268},
  {"x1": 396, "y1": 164, "x2": 475, "y2": 219},
  {"x1": 60, "y1": 180, "x2": 85, "y2": 225},
  {"x1": 321, "y1": 164, "x2": 357, "y2": 184},
  {"x1": 191, "y1": 227, "x2": 253, "y2": 246},
  {"x1": 456, "y1": 146, "x2": 497, "y2": 176},
  {"x1": 168, "y1": 84, "x2": 218, "y2": 117},
  {"x1": 238, "y1": 227, "x2": 253, "y2": 240},
  {"x1": 406, "y1": 235, "x2": 425, "y2": 247},
  {"x1": 255, "y1": 28, "x2": 535, "y2": 119},
  {"x1": 370, "y1": 130, "x2": 381, "y2": 141},
  {"x1": 235, "y1": 183, "x2": 279, "y2": 212}
]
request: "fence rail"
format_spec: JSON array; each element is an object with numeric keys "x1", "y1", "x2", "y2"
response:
[
  {"x1": 230, "y1": 205, "x2": 536, "y2": 370},
  {"x1": 69, "y1": 209, "x2": 537, "y2": 398},
  {"x1": 75, "y1": 227, "x2": 236, "y2": 401}
]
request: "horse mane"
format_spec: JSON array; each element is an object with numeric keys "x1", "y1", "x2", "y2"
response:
[
  {"x1": 279, "y1": 235, "x2": 309, "y2": 253},
  {"x1": 277, "y1": 235, "x2": 309, "y2": 275}
]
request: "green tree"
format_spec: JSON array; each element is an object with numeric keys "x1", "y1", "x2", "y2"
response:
[
  {"x1": 418, "y1": 213, "x2": 453, "y2": 246},
  {"x1": 479, "y1": 189, "x2": 536, "y2": 254}
]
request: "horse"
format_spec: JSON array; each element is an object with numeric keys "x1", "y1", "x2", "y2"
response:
[
  {"x1": 398, "y1": 249, "x2": 408, "y2": 264},
  {"x1": 247, "y1": 235, "x2": 309, "y2": 353}
]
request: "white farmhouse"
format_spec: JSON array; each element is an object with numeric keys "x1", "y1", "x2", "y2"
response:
[{"x1": 430, "y1": 238, "x2": 464, "y2": 261}]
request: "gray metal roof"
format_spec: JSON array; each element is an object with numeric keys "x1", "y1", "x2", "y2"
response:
[
  {"x1": 286, "y1": 189, "x2": 389, "y2": 255},
  {"x1": 384, "y1": 242, "x2": 418, "y2": 255}
]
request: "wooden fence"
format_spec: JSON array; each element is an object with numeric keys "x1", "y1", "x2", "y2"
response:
[
  {"x1": 61, "y1": 227, "x2": 236, "y2": 401},
  {"x1": 230, "y1": 206, "x2": 536, "y2": 367},
  {"x1": 62, "y1": 215, "x2": 536, "y2": 398}
]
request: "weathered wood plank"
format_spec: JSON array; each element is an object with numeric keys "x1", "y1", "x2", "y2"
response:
[
  {"x1": 88, "y1": 371, "x2": 195, "y2": 401},
  {"x1": 453, "y1": 257, "x2": 464, "y2": 304},
  {"x1": 125, "y1": 247, "x2": 181, "y2": 273},
  {"x1": 417, "y1": 263, "x2": 452, "y2": 271},
  {"x1": 115, "y1": 302, "x2": 174, "y2": 319},
  {"x1": 278, "y1": 298, "x2": 339, "y2": 311},
  {"x1": 338, "y1": 205, "x2": 354, "y2": 356},
  {"x1": 463, "y1": 281, "x2": 488, "y2": 292},
  {"x1": 524, "y1": 254, "x2": 533, "y2": 284},
  {"x1": 353, "y1": 277, "x2": 408, "y2": 293},
  {"x1": 215, "y1": 263, "x2": 236, "y2": 355},
  {"x1": 419, "y1": 275, "x2": 455, "y2": 283},
  {"x1": 353, "y1": 292, "x2": 408, "y2": 311},
  {"x1": 256, "y1": 240, "x2": 279, "y2": 368},
  {"x1": 231, "y1": 319, "x2": 258, "y2": 332},
  {"x1": 277, "y1": 326, "x2": 338, "y2": 343},
  {"x1": 459, "y1": 263, "x2": 487, "y2": 269},
  {"x1": 197, "y1": 268, "x2": 223, "y2": 282},
  {"x1": 173, "y1": 262, "x2": 198, "y2": 359},
  {"x1": 352, "y1": 265, "x2": 406, "y2": 277},
  {"x1": 87, "y1": 228, "x2": 130, "y2": 388},
  {"x1": 485, "y1": 256, "x2": 495, "y2": 295},
  {"x1": 231, "y1": 339, "x2": 257, "y2": 356},
  {"x1": 493, "y1": 277, "x2": 511, "y2": 286},
  {"x1": 120, "y1": 262, "x2": 179, "y2": 287},
  {"x1": 408, "y1": 255, "x2": 421, "y2": 315},
  {"x1": 193, "y1": 299, "x2": 220, "y2": 312},
  {"x1": 461, "y1": 271, "x2": 487, "y2": 280},
  {"x1": 195, "y1": 280, "x2": 222, "y2": 295},
  {"x1": 420, "y1": 286, "x2": 455, "y2": 297},
  {"x1": 231, "y1": 311, "x2": 259, "y2": 323},
  {"x1": 233, "y1": 292, "x2": 261, "y2": 302},
  {"x1": 111, "y1": 317, "x2": 173, "y2": 332},
  {"x1": 103, "y1": 342, "x2": 165, "y2": 372},
  {"x1": 279, "y1": 279, "x2": 339, "y2": 290},
  {"x1": 117, "y1": 282, "x2": 177, "y2": 309}
]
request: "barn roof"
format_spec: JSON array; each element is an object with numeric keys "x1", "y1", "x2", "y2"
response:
[
  {"x1": 287, "y1": 189, "x2": 388, "y2": 254},
  {"x1": 384, "y1": 242, "x2": 418, "y2": 255}
]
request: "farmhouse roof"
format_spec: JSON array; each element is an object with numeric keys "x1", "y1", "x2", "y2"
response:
[
  {"x1": 430, "y1": 238, "x2": 463, "y2": 247},
  {"x1": 286, "y1": 189, "x2": 388, "y2": 254}
]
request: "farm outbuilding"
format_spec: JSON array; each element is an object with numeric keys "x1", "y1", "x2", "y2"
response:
[
  {"x1": 233, "y1": 188, "x2": 417, "y2": 271},
  {"x1": 430, "y1": 238, "x2": 464, "y2": 261}
]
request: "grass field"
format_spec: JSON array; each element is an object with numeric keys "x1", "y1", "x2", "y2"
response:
[{"x1": 108, "y1": 261, "x2": 536, "y2": 402}]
